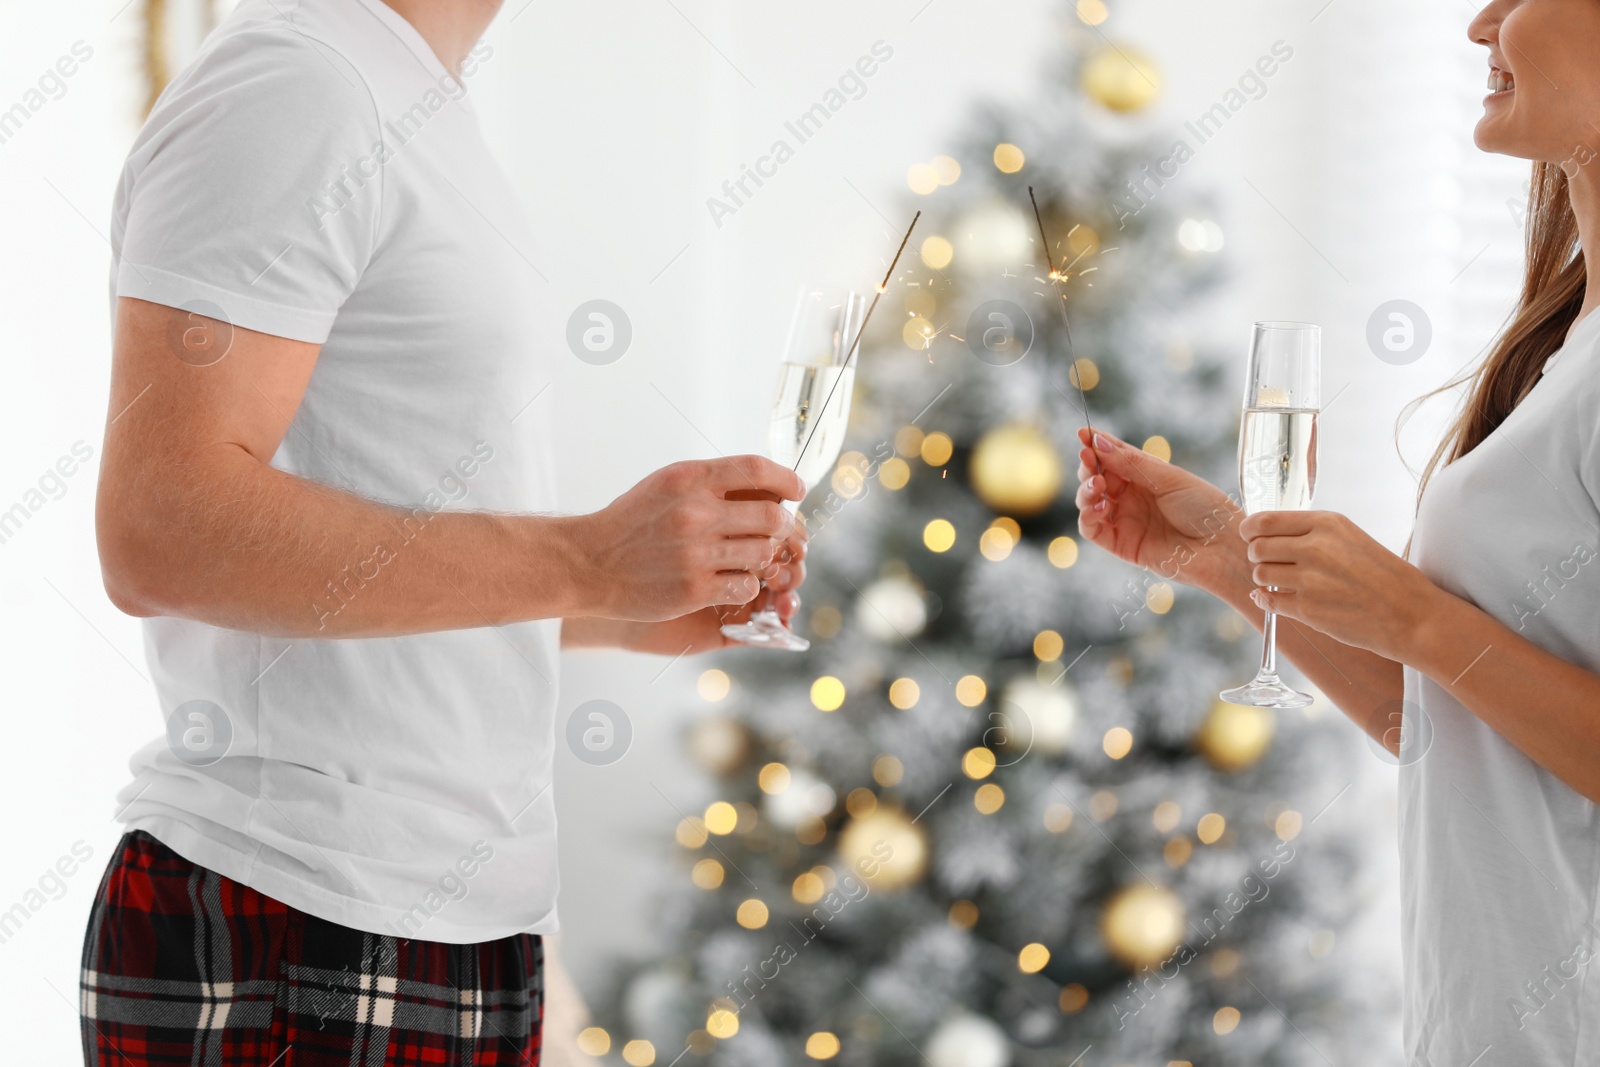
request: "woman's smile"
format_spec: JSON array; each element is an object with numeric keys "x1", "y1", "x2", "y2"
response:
[{"x1": 1486, "y1": 64, "x2": 1516, "y2": 101}]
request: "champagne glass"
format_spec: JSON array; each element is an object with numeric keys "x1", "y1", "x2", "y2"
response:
[
  {"x1": 721, "y1": 290, "x2": 865, "y2": 652},
  {"x1": 1220, "y1": 321, "x2": 1320, "y2": 708}
]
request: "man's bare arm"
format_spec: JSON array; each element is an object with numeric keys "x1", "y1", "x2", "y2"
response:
[{"x1": 97, "y1": 298, "x2": 802, "y2": 638}]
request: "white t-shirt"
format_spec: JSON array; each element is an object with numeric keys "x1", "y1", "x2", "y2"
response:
[
  {"x1": 110, "y1": 0, "x2": 563, "y2": 942},
  {"x1": 1402, "y1": 308, "x2": 1600, "y2": 1063}
]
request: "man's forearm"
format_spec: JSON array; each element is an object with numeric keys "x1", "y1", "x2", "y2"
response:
[{"x1": 99, "y1": 443, "x2": 596, "y2": 638}]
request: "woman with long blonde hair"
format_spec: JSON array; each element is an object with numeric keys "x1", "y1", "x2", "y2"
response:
[{"x1": 1077, "y1": 2, "x2": 1600, "y2": 1062}]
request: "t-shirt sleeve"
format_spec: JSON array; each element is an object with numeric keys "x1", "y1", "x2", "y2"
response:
[{"x1": 116, "y1": 29, "x2": 383, "y2": 344}]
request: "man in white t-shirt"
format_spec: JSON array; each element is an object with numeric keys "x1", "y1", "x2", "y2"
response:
[{"x1": 79, "y1": 1, "x2": 806, "y2": 1063}]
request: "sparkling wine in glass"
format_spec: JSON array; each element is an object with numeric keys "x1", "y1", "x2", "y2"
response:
[
  {"x1": 721, "y1": 290, "x2": 864, "y2": 651},
  {"x1": 1220, "y1": 321, "x2": 1320, "y2": 708}
]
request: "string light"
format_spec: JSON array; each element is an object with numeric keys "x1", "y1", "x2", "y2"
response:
[
  {"x1": 923, "y1": 519, "x2": 957, "y2": 553},
  {"x1": 994, "y1": 143, "x2": 1026, "y2": 173},
  {"x1": 704, "y1": 802, "x2": 737, "y2": 835},
  {"x1": 1048, "y1": 536, "x2": 1079, "y2": 568},
  {"x1": 1018, "y1": 943, "x2": 1050, "y2": 973},
  {"x1": 811, "y1": 676, "x2": 846, "y2": 711},
  {"x1": 872, "y1": 755, "x2": 904, "y2": 786},
  {"x1": 758, "y1": 763, "x2": 791, "y2": 794},
  {"x1": 955, "y1": 675, "x2": 988, "y2": 706},
  {"x1": 697, "y1": 669, "x2": 730, "y2": 701},
  {"x1": 962, "y1": 747, "x2": 997, "y2": 779},
  {"x1": 805, "y1": 1033, "x2": 841, "y2": 1060},
  {"x1": 736, "y1": 899, "x2": 769, "y2": 929}
]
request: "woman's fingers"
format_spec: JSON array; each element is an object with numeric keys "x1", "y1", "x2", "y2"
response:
[
  {"x1": 1250, "y1": 562, "x2": 1299, "y2": 590},
  {"x1": 1250, "y1": 585, "x2": 1299, "y2": 617},
  {"x1": 1077, "y1": 489, "x2": 1111, "y2": 541},
  {"x1": 1076, "y1": 447, "x2": 1119, "y2": 517},
  {"x1": 1246, "y1": 535, "x2": 1304, "y2": 563},
  {"x1": 1075, "y1": 478, "x2": 1109, "y2": 514},
  {"x1": 1091, "y1": 431, "x2": 1184, "y2": 497},
  {"x1": 1239, "y1": 510, "x2": 1321, "y2": 539},
  {"x1": 1080, "y1": 427, "x2": 1126, "y2": 452}
]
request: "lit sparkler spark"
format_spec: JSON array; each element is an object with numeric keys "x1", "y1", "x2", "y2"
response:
[{"x1": 1027, "y1": 185, "x2": 1097, "y2": 453}]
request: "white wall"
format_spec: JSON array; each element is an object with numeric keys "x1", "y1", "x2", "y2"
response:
[
  {"x1": 0, "y1": 0, "x2": 1526, "y2": 1057},
  {"x1": 0, "y1": 0, "x2": 150, "y2": 1053}
]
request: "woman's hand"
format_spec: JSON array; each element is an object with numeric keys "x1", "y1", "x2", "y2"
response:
[
  {"x1": 1074, "y1": 428, "x2": 1247, "y2": 594},
  {"x1": 1240, "y1": 509, "x2": 1446, "y2": 661}
]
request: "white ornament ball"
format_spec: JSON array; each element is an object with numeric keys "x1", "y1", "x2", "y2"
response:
[
  {"x1": 956, "y1": 199, "x2": 1034, "y2": 275},
  {"x1": 762, "y1": 767, "x2": 836, "y2": 829},
  {"x1": 927, "y1": 1015, "x2": 1010, "y2": 1067},
  {"x1": 686, "y1": 715, "x2": 750, "y2": 776},
  {"x1": 623, "y1": 968, "x2": 690, "y2": 1045},
  {"x1": 998, "y1": 676, "x2": 1078, "y2": 756},
  {"x1": 855, "y1": 575, "x2": 928, "y2": 642}
]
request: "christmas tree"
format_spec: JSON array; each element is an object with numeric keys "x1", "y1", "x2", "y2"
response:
[{"x1": 587, "y1": 13, "x2": 1395, "y2": 1067}]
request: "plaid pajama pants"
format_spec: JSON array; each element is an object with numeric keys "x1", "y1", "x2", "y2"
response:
[{"x1": 79, "y1": 830, "x2": 543, "y2": 1066}]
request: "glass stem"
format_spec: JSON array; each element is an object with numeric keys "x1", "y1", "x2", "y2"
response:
[
  {"x1": 758, "y1": 498, "x2": 803, "y2": 621},
  {"x1": 1258, "y1": 592, "x2": 1279, "y2": 678}
]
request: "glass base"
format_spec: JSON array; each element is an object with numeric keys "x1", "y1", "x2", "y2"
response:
[
  {"x1": 1220, "y1": 673, "x2": 1314, "y2": 709},
  {"x1": 721, "y1": 610, "x2": 810, "y2": 652}
]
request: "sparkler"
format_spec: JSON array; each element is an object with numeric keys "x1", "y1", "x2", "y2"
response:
[
  {"x1": 792, "y1": 210, "x2": 921, "y2": 472},
  {"x1": 1028, "y1": 185, "x2": 1096, "y2": 442}
]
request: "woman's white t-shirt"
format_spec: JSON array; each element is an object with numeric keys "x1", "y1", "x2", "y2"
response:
[
  {"x1": 109, "y1": 0, "x2": 563, "y2": 942},
  {"x1": 1402, "y1": 309, "x2": 1600, "y2": 1063}
]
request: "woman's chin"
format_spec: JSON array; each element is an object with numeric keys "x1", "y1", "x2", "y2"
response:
[{"x1": 1471, "y1": 116, "x2": 1524, "y2": 159}]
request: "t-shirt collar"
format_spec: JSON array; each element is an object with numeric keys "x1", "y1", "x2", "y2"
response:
[
  {"x1": 1545, "y1": 307, "x2": 1600, "y2": 376},
  {"x1": 350, "y1": 0, "x2": 457, "y2": 83}
]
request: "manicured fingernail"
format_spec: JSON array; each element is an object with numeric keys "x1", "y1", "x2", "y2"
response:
[
  {"x1": 1093, "y1": 432, "x2": 1112, "y2": 451},
  {"x1": 1250, "y1": 589, "x2": 1264, "y2": 607},
  {"x1": 1095, "y1": 499, "x2": 1107, "y2": 512}
]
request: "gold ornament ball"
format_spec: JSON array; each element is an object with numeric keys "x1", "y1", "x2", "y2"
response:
[
  {"x1": 1196, "y1": 699, "x2": 1276, "y2": 771},
  {"x1": 970, "y1": 424, "x2": 1063, "y2": 517},
  {"x1": 1101, "y1": 883, "x2": 1186, "y2": 969},
  {"x1": 837, "y1": 806, "x2": 929, "y2": 891},
  {"x1": 686, "y1": 715, "x2": 752, "y2": 776},
  {"x1": 1081, "y1": 45, "x2": 1162, "y2": 113}
]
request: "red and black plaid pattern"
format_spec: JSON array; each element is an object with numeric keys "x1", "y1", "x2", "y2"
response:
[{"x1": 80, "y1": 830, "x2": 542, "y2": 1066}]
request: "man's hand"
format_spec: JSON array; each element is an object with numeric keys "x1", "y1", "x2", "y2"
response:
[
  {"x1": 616, "y1": 511, "x2": 808, "y2": 654},
  {"x1": 566, "y1": 456, "x2": 805, "y2": 623}
]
